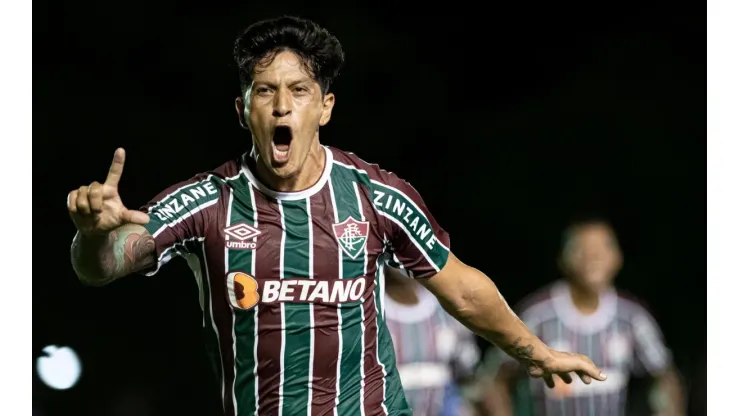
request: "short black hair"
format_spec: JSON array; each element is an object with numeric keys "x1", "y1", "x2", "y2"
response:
[{"x1": 233, "y1": 16, "x2": 345, "y2": 95}]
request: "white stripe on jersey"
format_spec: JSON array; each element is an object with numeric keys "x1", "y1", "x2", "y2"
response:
[
  {"x1": 249, "y1": 183, "x2": 260, "y2": 416},
  {"x1": 353, "y1": 182, "x2": 367, "y2": 416},
  {"x1": 306, "y1": 196, "x2": 315, "y2": 416},
  {"x1": 327, "y1": 179, "x2": 343, "y2": 416},
  {"x1": 225, "y1": 189, "x2": 239, "y2": 415},
  {"x1": 277, "y1": 200, "x2": 287, "y2": 416}
]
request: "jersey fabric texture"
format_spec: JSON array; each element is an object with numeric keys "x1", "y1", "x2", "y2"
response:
[
  {"x1": 138, "y1": 146, "x2": 451, "y2": 416},
  {"x1": 383, "y1": 257, "x2": 479, "y2": 416},
  {"x1": 496, "y1": 280, "x2": 671, "y2": 416}
]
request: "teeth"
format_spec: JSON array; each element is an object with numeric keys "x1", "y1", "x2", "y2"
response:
[{"x1": 272, "y1": 142, "x2": 289, "y2": 159}]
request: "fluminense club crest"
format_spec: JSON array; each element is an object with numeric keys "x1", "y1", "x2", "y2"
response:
[{"x1": 332, "y1": 216, "x2": 370, "y2": 260}]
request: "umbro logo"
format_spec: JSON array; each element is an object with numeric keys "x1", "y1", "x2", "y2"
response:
[{"x1": 224, "y1": 222, "x2": 261, "y2": 250}]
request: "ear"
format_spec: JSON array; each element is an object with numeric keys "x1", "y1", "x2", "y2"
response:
[
  {"x1": 319, "y1": 92, "x2": 335, "y2": 126},
  {"x1": 235, "y1": 96, "x2": 249, "y2": 130}
]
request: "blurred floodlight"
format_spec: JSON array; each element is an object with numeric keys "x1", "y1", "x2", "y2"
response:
[{"x1": 36, "y1": 345, "x2": 82, "y2": 390}]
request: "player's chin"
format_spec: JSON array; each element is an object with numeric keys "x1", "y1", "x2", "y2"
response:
[{"x1": 268, "y1": 156, "x2": 298, "y2": 178}]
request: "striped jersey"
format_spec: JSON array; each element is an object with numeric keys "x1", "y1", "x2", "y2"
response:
[
  {"x1": 138, "y1": 146, "x2": 451, "y2": 416},
  {"x1": 383, "y1": 257, "x2": 479, "y2": 416},
  {"x1": 497, "y1": 280, "x2": 671, "y2": 416}
]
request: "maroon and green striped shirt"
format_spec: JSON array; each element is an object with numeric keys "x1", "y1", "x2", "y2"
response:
[{"x1": 138, "y1": 146, "x2": 451, "y2": 416}]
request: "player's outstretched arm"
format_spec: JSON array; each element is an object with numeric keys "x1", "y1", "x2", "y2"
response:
[
  {"x1": 416, "y1": 252, "x2": 607, "y2": 388},
  {"x1": 67, "y1": 148, "x2": 154, "y2": 286}
]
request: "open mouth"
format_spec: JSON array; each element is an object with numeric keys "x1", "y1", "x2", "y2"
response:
[{"x1": 271, "y1": 125, "x2": 293, "y2": 164}]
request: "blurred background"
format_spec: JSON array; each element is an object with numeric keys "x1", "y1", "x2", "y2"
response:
[{"x1": 34, "y1": 1, "x2": 705, "y2": 415}]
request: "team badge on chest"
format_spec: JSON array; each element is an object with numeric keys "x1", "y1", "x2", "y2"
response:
[{"x1": 332, "y1": 216, "x2": 370, "y2": 260}]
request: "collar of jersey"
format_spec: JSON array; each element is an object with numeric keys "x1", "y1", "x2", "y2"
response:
[
  {"x1": 241, "y1": 145, "x2": 334, "y2": 201},
  {"x1": 550, "y1": 280, "x2": 618, "y2": 334}
]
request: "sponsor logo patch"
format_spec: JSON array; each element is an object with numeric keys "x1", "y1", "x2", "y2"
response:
[
  {"x1": 227, "y1": 272, "x2": 260, "y2": 310},
  {"x1": 226, "y1": 272, "x2": 367, "y2": 309}
]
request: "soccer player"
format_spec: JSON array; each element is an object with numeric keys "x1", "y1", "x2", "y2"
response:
[
  {"x1": 484, "y1": 217, "x2": 685, "y2": 416},
  {"x1": 383, "y1": 255, "x2": 480, "y2": 415},
  {"x1": 67, "y1": 16, "x2": 606, "y2": 416}
]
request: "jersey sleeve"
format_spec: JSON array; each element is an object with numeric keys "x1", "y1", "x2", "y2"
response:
[
  {"x1": 371, "y1": 172, "x2": 450, "y2": 278},
  {"x1": 137, "y1": 173, "x2": 221, "y2": 276},
  {"x1": 630, "y1": 304, "x2": 672, "y2": 376}
]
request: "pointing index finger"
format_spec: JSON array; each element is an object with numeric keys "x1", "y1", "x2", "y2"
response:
[{"x1": 105, "y1": 148, "x2": 126, "y2": 187}]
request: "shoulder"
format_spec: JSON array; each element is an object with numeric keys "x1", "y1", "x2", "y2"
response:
[
  {"x1": 182, "y1": 157, "x2": 245, "y2": 188},
  {"x1": 329, "y1": 146, "x2": 381, "y2": 173},
  {"x1": 188, "y1": 156, "x2": 244, "y2": 184},
  {"x1": 143, "y1": 157, "x2": 243, "y2": 208},
  {"x1": 328, "y1": 146, "x2": 427, "y2": 212},
  {"x1": 208, "y1": 157, "x2": 244, "y2": 181},
  {"x1": 615, "y1": 289, "x2": 661, "y2": 324},
  {"x1": 329, "y1": 146, "x2": 408, "y2": 187}
]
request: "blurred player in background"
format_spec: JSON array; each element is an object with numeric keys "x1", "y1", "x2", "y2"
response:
[
  {"x1": 482, "y1": 217, "x2": 685, "y2": 416},
  {"x1": 383, "y1": 255, "x2": 480, "y2": 416}
]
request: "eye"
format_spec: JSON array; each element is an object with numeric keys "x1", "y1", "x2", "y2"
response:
[
  {"x1": 293, "y1": 86, "x2": 309, "y2": 94},
  {"x1": 254, "y1": 87, "x2": 272, "y2": 96}
]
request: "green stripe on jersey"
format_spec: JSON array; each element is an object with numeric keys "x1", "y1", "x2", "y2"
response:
[
  {"x1": 228, "y1": 177, "x2": 259, "y2": 415},
  {"x1": 330, "y1": 169, "x2": 366, "y2": 415},
  {"x1": 279, "y1": 199, "x2": 313, "y2": 415}
]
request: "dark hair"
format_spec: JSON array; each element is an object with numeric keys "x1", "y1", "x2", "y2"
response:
[
  {"x1": 233, "y1": 16, "x2": 345, "y2": 95},
  {"x1": 560, "y1": 214, "x2": 618, "y2": 256}
]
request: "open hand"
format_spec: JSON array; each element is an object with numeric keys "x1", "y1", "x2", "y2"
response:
[
  {"x1": 67, "y1": 148, "x2": 150, "y2": 235},
  {"x1": 526, "y1": 348, "x2": 607, "y2": 388}
]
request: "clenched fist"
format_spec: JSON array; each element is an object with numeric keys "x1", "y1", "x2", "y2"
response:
[{"x1": 67, "y1": 148, "x2": 150, "y2": 235}]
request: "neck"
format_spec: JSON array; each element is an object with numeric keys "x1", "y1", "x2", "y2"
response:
[
  {"x1": 254, "y1": 140, "x2": 325, "y2": 192},
  {"x1": 386, "y1": 277, "x2": 419, "y2": 305},
  {"x1": 568, "y1": 282, "x2": 603, "y2": 315}
]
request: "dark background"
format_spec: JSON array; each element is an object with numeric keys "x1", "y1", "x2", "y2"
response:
[{"x1": 34, "y1": 1, "x2": 706, "y2": 415}]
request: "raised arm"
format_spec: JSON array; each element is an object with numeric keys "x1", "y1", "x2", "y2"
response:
[
  {"x1": 418, "y1": 253, "x2": 607, "y2": 387},
  {"x1": 67, "y1": 148, "x2": 154, "y2": 286}
]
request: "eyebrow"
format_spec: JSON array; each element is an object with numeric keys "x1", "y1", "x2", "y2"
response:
[{"x1": 252, "y1": 78, "x2": 313, "y2": 89}]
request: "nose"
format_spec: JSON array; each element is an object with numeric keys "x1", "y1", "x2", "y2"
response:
[{"x1": 272, "y1": 89, "x2": 292, "y2": 118}]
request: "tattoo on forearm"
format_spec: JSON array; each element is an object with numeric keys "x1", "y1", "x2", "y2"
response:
[
  {"x1": 504, "y1": 337, "x2": 548, "y2": 369},
  {"x1": 104, "y1": 228, "x2": 156, "y2": 277},
  {"x1": 71, "y1": 226, "x2": 156, "y2": 284}
]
